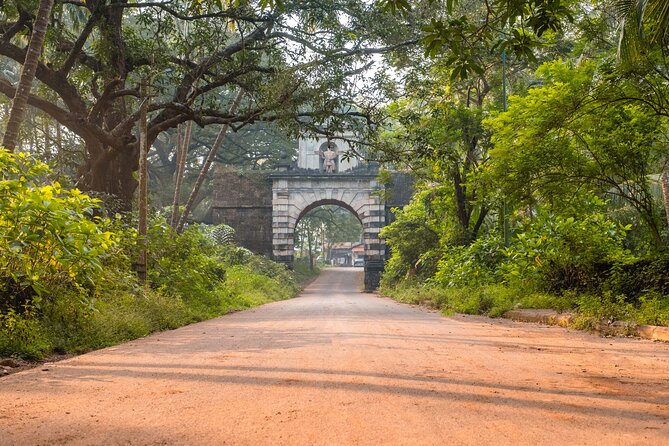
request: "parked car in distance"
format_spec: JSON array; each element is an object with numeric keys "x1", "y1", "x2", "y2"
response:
[{"x1": 353, "y1": 258, "x2": 364, "y2": 267}]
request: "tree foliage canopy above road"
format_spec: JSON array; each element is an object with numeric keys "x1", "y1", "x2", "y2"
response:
[
  {"x1": 376, "y1": 0, "x2": 669, "y2": 326},
  {"x1": 0, "y1": 0, "x2": 417, "y2": 203}
]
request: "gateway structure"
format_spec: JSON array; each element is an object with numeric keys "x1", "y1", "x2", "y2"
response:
[{"x1": 211, "y1": 135, "x2": 412, "y2": 290}]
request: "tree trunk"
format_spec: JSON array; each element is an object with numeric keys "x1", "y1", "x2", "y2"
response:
[
  {"x1": 170, "y1": 121, "x2": 192, "y2": 231},
  {"x1": 136, "y1": 82, "x2": 149, "y2": 282},
  {"x1": 176, "y1": 88, "x2": 244, "y2": 232},
  {"x1": 79, "y1": 142, "x2": 138, "y2": 211},
  {"x1": 307, "y1": 225, "x2": 314, "y2": 271},
  {"x1": 2, "y1": 0, "x2": 55, "y2": 151},
  {"x1": 452, "y1": 165, "x2": 472, "y2": 244},
  {"x1": 55, "y1": 121, "x2": 62, "y2": 176},
  {"x1": 75, "y1": 2, "x2": 134, "y2": 208},
  {"x1": 661, "y1": 167, "x2": 669, "y2": 232}
]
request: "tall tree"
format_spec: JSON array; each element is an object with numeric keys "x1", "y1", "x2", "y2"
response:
[
  {"x1": 487, "y1": 60, "x2": 667, "y2": 248},
  {"x1": 375, "y1": 68, "x2": 495, "y2": 245},
  {"x1": 136, "y1": 79, "x2": 149, "y2": 281},
  {"x1": 170, "y1": 121, "x2": 191, "y2": 230},
  {"x1": 2, "y1": 0, "x2": 54, "y2": 151},
  {"x1": 614, "y1": 0, "x2": 669, "y2": 231}
]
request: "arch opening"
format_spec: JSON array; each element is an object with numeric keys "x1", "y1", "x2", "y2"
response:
[
  {"x1": 294, "y1": 203, "x2": 364, "y2": 270},
  {"x1": 295, "y1": 199, "x2": 362, "y2": 225}
]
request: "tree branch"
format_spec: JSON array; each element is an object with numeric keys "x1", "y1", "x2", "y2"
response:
[
  {"x1": 58, "y1": 5, "x2": 101, "y2": 75},
  {"x1": 0, "y1": 41, "x2": 87, "y2": 113}
]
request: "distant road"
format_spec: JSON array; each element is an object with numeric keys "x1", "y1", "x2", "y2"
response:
[{"x1": 1, "y1": 268, "x2": 668, "y2": 445}]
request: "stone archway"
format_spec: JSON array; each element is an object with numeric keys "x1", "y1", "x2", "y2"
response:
[
  {"x1": 270, "y1": 171, "x2": 385, "y2": 290},
  {"x1": 211, "y1": 164, "x2": 413, "y2": 290}
]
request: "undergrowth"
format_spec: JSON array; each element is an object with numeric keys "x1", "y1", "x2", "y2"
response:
[
  {"x1": 0, "y1": 151, "x2": 310, "y2": 360},
  {"x1": 380, "y1": 282, "x2": 669, "y2": 327}
]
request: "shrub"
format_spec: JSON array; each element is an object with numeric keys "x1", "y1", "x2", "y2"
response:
[
  {"x1": 632, "y1": 292, "x2": 669, "y2": 326},
  {"x1": 0, "y1": 150, "x2": 116, "y2": 317},
  {"x1": 500, "y1": 207, "x2": 631, "y2": 292},
  {"x1": 434, "y1": 234, "x2": 506, "y2": 287},
  {"x1": 147, "y1": 223, "x2": 225, "y2": 305},
  {"x1": 381, "y1": 189, "x2": 443, "y2": 284},
  {"x1": 575, "y1": 291, "x2": 634, "y2": 323},
  {"x1": 0, "y1": 308, "x2": 47, "y2": 359},
  {"x1": 207, "y1": 224, "x2": 236, "y2": 245},
  {"x1": 0, "y1": 152, "x2": 305, "y2": 358},
  {"x1": 604, "y1": 254, "x2": 669, "y2": 302}
]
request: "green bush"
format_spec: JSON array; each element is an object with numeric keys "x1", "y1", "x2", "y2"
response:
[
  {"x1": 0, "y1": 150, "x2": 116, "y2": 315},
  {"x1": 575, "y1": 292, "x2": 634, "y2": 324},
  {"x1": 381, "y1": 189, "x2": 443, "y2": 284},
  {"x1": 147, "y1": 223, "x2": 298, "y2": 314},
  {"x1": 500, "y1": 206, "x2": 631, "y2": 292},
  {"x1": 0, "y1": 152, "x2": 305, "y2": 358},
  {"x1": 604, "y1": 254, "x2": 669, "y2": 302},
  {"x1": 434, "y1": 234, "x2": 506, "y2": 287},
  {"x1": 632, "y1": 293, "x2": 669, "y2": 326},
  {"x1": 0, "y1": 308, "x2": 47, "y2": 359}
]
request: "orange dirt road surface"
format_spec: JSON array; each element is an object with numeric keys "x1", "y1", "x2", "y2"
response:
[{"x1": 1, "y1": 268, "x2": 668, "y2": 445}]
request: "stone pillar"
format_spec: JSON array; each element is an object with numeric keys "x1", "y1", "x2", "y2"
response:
[
  {"x1": 360, "y1": 181, "x2": 386, "y2": 291},
  {"x1": 364, "y1": 260, "x2": 385, "y2": 291},
  {"x1": 272, "y1": 179, "x2": 295, "y2": 267}
]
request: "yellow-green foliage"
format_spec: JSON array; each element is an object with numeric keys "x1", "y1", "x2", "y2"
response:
[{"x1": 0, "y1": 150, "x2": 116, "y2": 314}]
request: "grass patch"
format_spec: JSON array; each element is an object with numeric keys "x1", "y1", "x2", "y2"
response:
[{"x1": 380, "y1": 282, "x2": 537, "y2": 317}]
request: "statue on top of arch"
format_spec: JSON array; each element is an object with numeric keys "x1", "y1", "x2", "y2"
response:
[{"x1": 316, "y1": 142, "x2": 339, "y2": 173}]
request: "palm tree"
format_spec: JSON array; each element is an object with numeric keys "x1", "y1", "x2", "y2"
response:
[
  {"x1": 2, "y1": 0, "x2": 55, "y2": 151},
  {"x1": 615, "y1": 0, "x2": 669, "y2": 61},
  {"x1": 616, "y1": 0, "x2": 669, "y2": 231}
]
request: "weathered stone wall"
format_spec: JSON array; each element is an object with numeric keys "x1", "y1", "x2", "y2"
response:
[
  {"x1": 385, "y1": 172, "x2": 414, "y2": 208},
  {"x1": 211, "y1": 167, "x2": 273, "y2": 257},
  {"x1": 384, "y1": 172, "x2": 414, "y2": 222}
]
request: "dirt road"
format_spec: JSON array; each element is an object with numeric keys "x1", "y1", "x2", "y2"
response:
[{"x1": 1, "y1": 268, "x2": 668, "y2": 445}]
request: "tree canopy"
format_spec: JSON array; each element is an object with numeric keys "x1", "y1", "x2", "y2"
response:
[{"x1": 0, "y1": 0, "x2": 417, "y2": 205}]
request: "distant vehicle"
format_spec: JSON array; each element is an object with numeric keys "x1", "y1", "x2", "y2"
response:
[{"x1": 353, "y1": 258, "x2": 364, "y2": 267}]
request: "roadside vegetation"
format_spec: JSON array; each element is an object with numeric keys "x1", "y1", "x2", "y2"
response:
[
  {"x1": 0, "y1": 151, "x2": 306, "y2": 359},
  {"x1": 376, "y1": 3, "x2": 669, "y2": 329}
]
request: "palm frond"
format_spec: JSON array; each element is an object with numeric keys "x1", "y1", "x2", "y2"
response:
[
  {"x1": 615, "y1": 0, "x2": 669, "y2": 61},
  {"x1": 647, "y1": 0, "x2": 669, "y2": 43}
]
